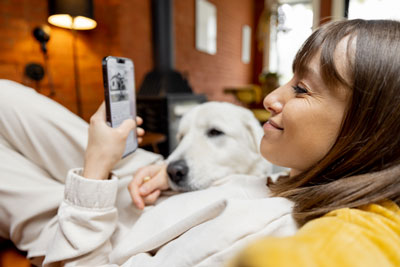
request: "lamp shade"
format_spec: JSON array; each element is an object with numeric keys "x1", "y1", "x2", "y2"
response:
[{"x1": 48, "y1": 0, "x2": 97, "y2": 30}]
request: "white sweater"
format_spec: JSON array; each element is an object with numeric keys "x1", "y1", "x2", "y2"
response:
[{"x1": 43, "y1": 170, "x2": 296, "y2": 267}]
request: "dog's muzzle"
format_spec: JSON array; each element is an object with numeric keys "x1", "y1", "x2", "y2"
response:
[{"x1": 167, "y1": 159, "x2": 189, "y2": 185}]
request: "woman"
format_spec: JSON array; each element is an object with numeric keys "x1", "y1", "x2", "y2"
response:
[
  {"x1": 1, "y1": 19, "x2": 399, "y2": 266},
  {"x1": 227, "y1": 20, "x2": 400, "y2": 267},
  {"x1": 228, "y1": 19, "x2": 400, "y2": 266}
]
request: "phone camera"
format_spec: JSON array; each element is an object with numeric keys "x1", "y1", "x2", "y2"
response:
[{"x1": 117, "y1": 58, "x2": 125, "y2": 64}]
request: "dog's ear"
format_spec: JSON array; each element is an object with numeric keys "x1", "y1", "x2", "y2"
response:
[
  {"x1": 243, "y1": 111, "x2": 264, "y2": 153},
  {"x1": 242, "y1": 110, "x2": 273, "y2": 176}
]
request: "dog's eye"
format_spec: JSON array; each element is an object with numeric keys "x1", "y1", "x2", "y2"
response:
[
  {"x1": 177, "y1": 134, "x2": 184, "y2": 141},
  {"x1": 207, "y1": 128, "x2": 224, "y2": 137}
]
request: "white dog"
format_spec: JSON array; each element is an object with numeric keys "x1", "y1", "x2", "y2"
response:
[{"x1": 166, "y1": 101, "x2": 273, "y2": 191}]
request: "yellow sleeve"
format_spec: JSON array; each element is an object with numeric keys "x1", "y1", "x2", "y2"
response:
[{"x1": 229, "y1": 202, "x2": 400, "y2": 267}]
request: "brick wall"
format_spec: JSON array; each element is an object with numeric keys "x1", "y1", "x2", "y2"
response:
[
  {"x1": 174, "y1": 0, "x2": 256, "y2": 102},
  {"x1": 0, "y1": 0, "x2": 257, "y2": 120},
  {"x1": 0, "y1": 0, "x2": 153, "y2": 121}
]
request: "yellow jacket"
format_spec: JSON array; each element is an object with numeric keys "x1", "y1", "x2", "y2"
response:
[{"x1": 230, "y1": 201, "x2": 400, "y2": 267}]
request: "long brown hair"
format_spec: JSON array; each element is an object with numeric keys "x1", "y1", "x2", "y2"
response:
[{"x1": 269, "y1": 19, "x2": 400, "y2": 225}]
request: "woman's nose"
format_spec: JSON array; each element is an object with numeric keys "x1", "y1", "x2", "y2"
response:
[{"x1": 263, "y1": 87, "x2": 284, "y2": 115}]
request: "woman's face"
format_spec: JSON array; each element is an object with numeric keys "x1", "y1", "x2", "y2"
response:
[{"x1": 261, "y1": 44, "x2": 350, "y2": 176}]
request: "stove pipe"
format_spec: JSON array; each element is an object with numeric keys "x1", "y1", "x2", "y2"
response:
[{"x1": 139, "y1": 0, "x2": 192, "y2": 96}]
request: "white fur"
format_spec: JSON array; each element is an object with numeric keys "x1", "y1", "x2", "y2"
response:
[{"x1": 166, "y1": 101, "x2": 272, "y2": 191}]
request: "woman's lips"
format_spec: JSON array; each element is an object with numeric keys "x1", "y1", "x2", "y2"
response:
[{"x1": 263, "y1": 120, "x2": 283, "y2": 131}]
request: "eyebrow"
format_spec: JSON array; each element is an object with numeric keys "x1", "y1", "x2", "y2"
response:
[
  {"x1": 298, "y1": 64, "x2": 330, "y2": 92},
  {"x1": 297, "y1": 65, "x2": 321, "y2": 81}
]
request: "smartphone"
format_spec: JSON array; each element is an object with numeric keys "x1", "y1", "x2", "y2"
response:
[{"x1": 102, "y1": 56, "x2": 138, "y2": 157}]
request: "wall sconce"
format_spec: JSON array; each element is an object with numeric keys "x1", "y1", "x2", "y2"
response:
[
  {"x1": 29, "y1": 25, "x2": 55, "y2": 97},
  {"x1": 47, "y1": 0, "x2": 97, "y2": 117}
]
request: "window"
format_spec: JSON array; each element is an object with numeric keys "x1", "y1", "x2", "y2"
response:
[
  {"x1": 268, "y1": 0, "x2": 313, "y2": 84},
  {"x1": 348, "y1": 0, "x2": 400, "y2": 20}
]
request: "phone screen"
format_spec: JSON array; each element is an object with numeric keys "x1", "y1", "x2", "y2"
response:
[{"x1": 103, "y1": 56, "x2": 138, "y2": 157}]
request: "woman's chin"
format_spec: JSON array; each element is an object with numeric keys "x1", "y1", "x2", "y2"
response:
[
  {"x1": 260, "y1": 149, "x2": 281, "y2": 167},
  {"x1": 260, "y1": 138, "x2": 278, "y2": 160},
  {"x1": 260, "y1": 143, "x2": 291, "y2": 170}
]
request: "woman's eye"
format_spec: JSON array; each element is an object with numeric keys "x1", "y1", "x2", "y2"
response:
[
  {"x1": 292, "y1": 85, "x2": 308, "y2": 94},
  {"x1": 207, "y1": 128, "x2": 224, "y2": 137}
]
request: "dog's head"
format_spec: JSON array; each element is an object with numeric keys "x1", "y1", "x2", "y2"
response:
[{"x1": 166, "y1": 101, "x2": 272, "y2": 191}]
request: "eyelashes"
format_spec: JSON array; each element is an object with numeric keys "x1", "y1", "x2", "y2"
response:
[{"x1": 292, "y1": 85, "x2": 308, "y2": 95}]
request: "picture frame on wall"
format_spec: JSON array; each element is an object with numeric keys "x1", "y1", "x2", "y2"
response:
[
  {"x1": 241, "y1": 25, "x2": 251, "y2": 64},
  {"x1": 195, "y1": 0, "x2": 217, "y2": 55}
]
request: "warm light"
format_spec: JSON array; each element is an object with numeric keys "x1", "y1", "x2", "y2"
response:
[{"x1": 48, "y1": 14, "x2": 97, "y2": 30}]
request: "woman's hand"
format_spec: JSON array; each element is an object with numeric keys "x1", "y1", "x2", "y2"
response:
[
  {"x1": 83, "y1": 102, "x2": 145, "y2": 180},
  {"x1": 128, "y1": 163, "x2": 170, "y2": 209}
]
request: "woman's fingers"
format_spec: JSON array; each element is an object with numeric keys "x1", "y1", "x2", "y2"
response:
[
  {"x1": 136, "y1": 116, "x2": 143, "y2": 126},
  {"x1": 117, "y1": 119, "x2": 136, "y2": 138},
  {"x1": 92, "y1": 102, "x2": 106, "y2": 121},
  {"x1": 143, "y1": 190, "x2": 161, "y2": 205},
  {"x1": 128, "y1": 165, "x2": 161, "y2": 209},
  {"x1": 84, "y1": 102, "x2": 137, "y2": 180},
  {"x1": 128, "y1": 164, "x2": 169, "y2": 209},
  {"x1": 137, "y1": 127, "x2": 145, "y2": 137},
  {"x1": 128, "y1": 175, "x2": 146, "y2": 209},
  {"x1": 136, "y1": 127, "x2": 145, "y2": 144},
  {"x1": 139, "y1": 166, "x2": 169, "y2": 195}
]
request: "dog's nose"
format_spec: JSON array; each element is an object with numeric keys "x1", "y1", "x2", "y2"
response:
[{"x1": 167, "y1": 160, "x2": 189, "y2": 184}]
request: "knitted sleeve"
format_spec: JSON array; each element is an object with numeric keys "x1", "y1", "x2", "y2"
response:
[{"x1": 229, "y1": 201, "x2": 400, "y2": 267}]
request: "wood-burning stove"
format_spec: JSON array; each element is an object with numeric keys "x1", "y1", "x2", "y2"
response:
[{"x1": 137, "y1": 0, "x2": 207, "y2": 157}]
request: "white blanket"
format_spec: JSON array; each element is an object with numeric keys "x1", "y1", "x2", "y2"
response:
[{"x1": 44, "y1": 170, "x2": 297, "y2": 267}]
